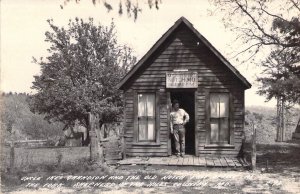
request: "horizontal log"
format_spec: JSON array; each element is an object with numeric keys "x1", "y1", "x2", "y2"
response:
[
  {"x1": 198, "y1": 147, "x2": 238, "y2": 154},
  {"x1": 233, "y1": 115, "x2": 244, "y2": 120},
  {"x1": 198, "y1": 153, "x2": 238, "y2": 157},
  {"x1": 194, "y1": 151, "x2": 238, "y2": 157},
  {"x1": 126, "y1": 152, "x2": 168, "y2": 157},
  {"x1": 125, "y1": 104, "x2": 133, "y2": 108},
  {"x1": 126, "y1": 148, "x2": 167, "y2": 153},
  {"x1": 104, "y1": 155, "x2": 122, "y2": 160},
  {"x1": 161, "y1": 46, "x2": 199, "y2": 55},
  {"x1": 233, "y1": 119, "x2": 244, "y2": 125},
  {"x1": 125, "y1": 99, "x2": 133, "y2": 103},
  {"x1": 156, "y1": 53, "x2": 201, "y2": 59},
  {"x1": 102, "y1": 145, "x2": 121, "y2": 149},
  {"x1": 124, "y1": 124, "x2": 134, "y2": 129},
  {"x1": 197, "y1": 111, "x2": 206, "y2": 116},
  {"x1": 138, "y1": 74, "x2": 166, "y2": 79},
  {"x1": 146, "y1": 66, "x2": 214, "y2": 71},
  {"x1": 136, "y1": 74, "x2": 237, "y2": 80},
  {"x1": 124, "y1": 119, "x2": 134, "y2": 123},
  {"x1": 196, "y1": 96, "x2": 206, "y2": 100},
  {"x1": 153, "y1": 58, "x2": 201, "y2": 63},
  {"x1": 165, "y1": 44, "x2": 200, "y2": 49},
  {"x1": 103, "y1": 150, "x2": 122, "y2": 156},
  {"x1": 131, "y1": 86, "x2": 165, "y2": 90},
  {"x1": 126, "y1": 143, "x2": 168, "y2": 148},
  {"x1": 142, "y1": 68, "x2": 231, "y2": 75},
  {"x1": 168, "y1": 38, "x2": 201, "y2": 45}
]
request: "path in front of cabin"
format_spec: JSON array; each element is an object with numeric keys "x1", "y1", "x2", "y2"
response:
[{"x1": 5, "y1": 165, "x2": 299, "y2": 194}]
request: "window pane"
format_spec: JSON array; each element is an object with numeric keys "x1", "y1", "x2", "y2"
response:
[
  {"x1": 219, "y1": 118, "x2": 229, "y2": 143},
  {"x1": 138, "y1": 94, "x2": 147, "y2": 116},
  {"x1": 219, "y1": 94, "x2": 229, "y2": 117},
  {"x1": 210, "y1": 119, "x2": 219, "y2": 143},
  {"x1": 210, "y1": 94, "x2": 219, "y2": 118},
  {"x1": 148, "y1": 119, "x2": 155, "y2": 140},
  {"x1": 146, "y1": 94, "x2": 155, "y2": 117},
  {"x1": 138, "y1": 94, "x2": 155, "y2": 117},
  {"x1": 138, "y1": 119, "x2": 147, "y2": 140}
]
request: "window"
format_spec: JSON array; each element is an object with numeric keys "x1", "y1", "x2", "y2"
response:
[
  {"x1": 137, "y1": 93, "x2": 156, "y2": 141},
  {"x1": 210, "y1": 93, "x2": 229, "y2": 144}
]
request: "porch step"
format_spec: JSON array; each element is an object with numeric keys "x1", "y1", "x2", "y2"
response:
[{"x1": 117, "y1": 155, "x2": 250, "y2": 168}]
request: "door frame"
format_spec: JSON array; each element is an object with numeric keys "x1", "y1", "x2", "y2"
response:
[{"x1": 167, "y1": 89, "x2": 198, "y2": 156}]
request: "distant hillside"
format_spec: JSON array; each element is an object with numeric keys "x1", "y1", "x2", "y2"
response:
[
  {"x1": 245, "y1": 105, "x2": 299, "y2": 143},
  {"x1": 0, "y1": 92, "x2": 64, "y2": 142},
  {"x1": 246, "y1": 106, "x2": 277, "y2": 117},
  {"x1": 1, "y1": 93, "x2": 298, "y2": 144}
]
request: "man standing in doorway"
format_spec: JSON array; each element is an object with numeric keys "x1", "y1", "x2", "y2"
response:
[{"x1": 170, "y1": 99, "x2": 190, "y2": 157}]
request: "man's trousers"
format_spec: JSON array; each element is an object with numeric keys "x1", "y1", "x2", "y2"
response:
[{"x1": 173, "y1": 124, "x2": 185, "y2": 154}]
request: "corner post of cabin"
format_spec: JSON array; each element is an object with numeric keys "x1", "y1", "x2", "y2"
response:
[
  {"x1": 133, "y1": 90, "x2": 138, "y2": 144},
  {"x1": 205, "y1": 89, "x2": 210, "y2": 146},
  {"x1": 167, "y1": 91, "x2": 172, "y2": 156},
  {"x1": 194, "y1": 89, "x2": 199, "y2": 156},
  {"x1": 155, "y1": 90, "x2": 161, "y2": 145},
  {"x1": 229, "y1": 92, "x2": 235, "y2": 146},
  {"x1": 121, "y1": 93, "x2": 127, "y2": 159}
]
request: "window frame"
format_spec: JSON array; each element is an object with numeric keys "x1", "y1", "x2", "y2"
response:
[
  {"x1": 205, "y1": 90, "x2": 234, "y2": 147},
  {"x1": 133, "y1": 90, "x2": 160, "y2": 145}
]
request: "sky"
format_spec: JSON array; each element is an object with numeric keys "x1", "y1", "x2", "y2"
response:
[{"x1": 0, "y1": 0, "x2": 276, "y2": 107}]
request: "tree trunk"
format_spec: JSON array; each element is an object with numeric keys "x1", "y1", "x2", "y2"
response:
[
  {"x1": 88, "y1": 112, "x2": 99, "y2": 161},
  {"x1": 251, "y1": 121, "x2": 256, "y2": 171},
  {"x1": 9, "y1": 141, "x2": 15, "y2": 173},
  {"x1": 276, "y1": 97, "x2": 286, "y2": 142},
  {"x1": 282, "y1": 99, "x2": 286, "y2": 141},
  {"x1": 276, "y1": 98, "x2": 281, "y2": 141}
]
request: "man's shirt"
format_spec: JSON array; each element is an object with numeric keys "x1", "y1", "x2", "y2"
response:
[{"x1": 170, "y1": 108, "x2": 190, "y2": 125}]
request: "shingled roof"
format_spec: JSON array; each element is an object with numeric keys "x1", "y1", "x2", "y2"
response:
[{"x1": 117, "y1": 17, "x2": 252, "y2": 90}]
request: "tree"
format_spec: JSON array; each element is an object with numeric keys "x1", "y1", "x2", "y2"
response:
[
  {"x1": 30, "y1": 18, "x2": 136, "y2": 140},
  {"x1": 210, "y1": 0, "x2": 300, "y2": 67},
  {"x1": 257, "y1": 49, "x2": 300, "y2": 105},
  {"x1": 257, "y1": 49, "x2": 300, "y2": 141},
  {"x1": 60, "y1": 0, "x2": 161, "y2": 21}
]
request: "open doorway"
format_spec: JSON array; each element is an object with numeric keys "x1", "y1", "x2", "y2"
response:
[{"x1": 170, "y1": 91, "x2": 195, "y2": 155}]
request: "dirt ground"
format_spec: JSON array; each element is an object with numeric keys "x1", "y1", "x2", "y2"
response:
[{"x1": 1, "y1": 142, "x2": 300, "y2": 194}]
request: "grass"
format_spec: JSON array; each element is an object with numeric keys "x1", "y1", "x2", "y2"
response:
[
  {"x1": 1, "y1": 141, "x2": 300, "y2": 194},
  {"x1": 244, "y1": 142, "x2": 300, "y2": 173}
]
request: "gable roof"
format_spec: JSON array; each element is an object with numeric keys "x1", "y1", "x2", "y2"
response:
[{"x1": 117, "y1": 17, "x2": 252, "y2": 90}]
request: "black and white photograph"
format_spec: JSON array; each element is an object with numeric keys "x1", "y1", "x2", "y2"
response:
[{"x1": 1, "y1": 0, "x2": 300, "y2": 193}]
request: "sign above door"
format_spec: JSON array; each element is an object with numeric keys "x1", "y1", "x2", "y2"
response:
[{"x1": 166, "y1": 72, "x2": 198, "y2": 88}]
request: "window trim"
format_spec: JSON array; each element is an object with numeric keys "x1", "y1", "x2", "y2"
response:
[
  {"x1": 205, "y1": 90, "x2": 234, "y2": 147},
  {"x1": 133, "y1": 90, "x2": 160, "y2": 144}
]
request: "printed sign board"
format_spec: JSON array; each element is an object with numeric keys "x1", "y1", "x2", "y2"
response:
[{"x1": 166, "y1": 72, "x2": 198, "y2": 88}]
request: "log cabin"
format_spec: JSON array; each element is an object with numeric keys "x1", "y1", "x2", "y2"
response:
[{"x1": 117, "y1": 17, "x2": 251, "y2": 157}]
